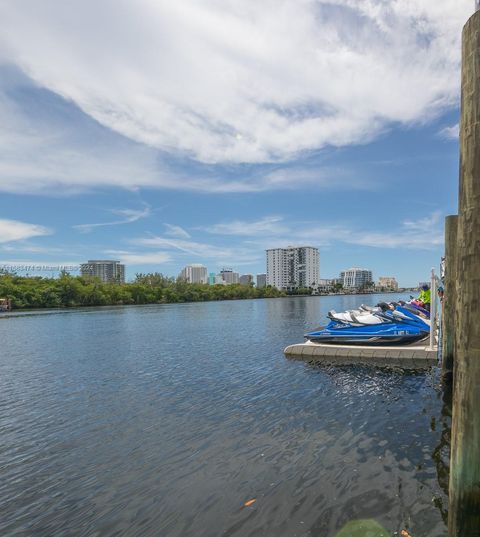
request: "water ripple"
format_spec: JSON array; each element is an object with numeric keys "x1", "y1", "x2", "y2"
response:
[{"x1": 0, "y1": 296, "x2": 448, "y2": 536}]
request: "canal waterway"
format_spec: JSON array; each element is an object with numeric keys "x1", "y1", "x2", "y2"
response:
[{"x1": 0, "y1": 294, "x2": 449, "y2": 536}]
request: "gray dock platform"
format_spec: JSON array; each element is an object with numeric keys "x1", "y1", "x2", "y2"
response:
[{"x1": 284, "y1": 339, "x2": 438, "y2": 369}]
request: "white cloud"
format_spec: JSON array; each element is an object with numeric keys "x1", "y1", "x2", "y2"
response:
[
  {"x1": 163, "y1": 224, "x2": 191, "y2": 239},
  {"x1": 104, "y1": 250, "x2": 172, "y2": 265},
  {"x1": 439, "y1": 123, "x2": 459, "y2": 140},
  {"x1": 295, "y1": 212, "x2": 444, "y2": 250},
  {"x1": 0, "y1": 219, "x2": 52, "y2": 243},
  {"x1": 349, "y1": 212, "x2": 444, "y2": 249},
  {"x1": 74, "y1": 206, "x2": 151, "y2": 233},
  {"x1": 130, "y1": 210, "x2": 442, "y2": 275},
  {"x1": 0, "y1": 74, "x2": 370, "y2": 195},
  {"x1": 202, "y1": 216, "x2": 288, "y2": 236},
  {"x1": 204, "y1": 211, "x2": 444, "y2": 251},
  {"x1": 0, "y1": 79, "x2": 161, "y2": 194},
  {"x1": 134, "y1": 236, "x2": 261, "y2": 266},
  {"x1": 0, "y1": 0, "x2": 470, "y2": 166}
]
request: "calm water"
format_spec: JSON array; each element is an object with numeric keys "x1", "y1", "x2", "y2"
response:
[{"x1": 0, "y1": 294, "x2": 450, "y2": 537}]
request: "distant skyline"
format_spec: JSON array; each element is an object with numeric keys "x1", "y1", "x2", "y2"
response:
[{"x1": 0, "y1": 1, "x2": 472, "y2": 287}]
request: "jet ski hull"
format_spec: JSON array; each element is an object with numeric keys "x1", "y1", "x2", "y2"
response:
[{"x1": 305, "y1": 321, "x2": 429, "y2": 346}]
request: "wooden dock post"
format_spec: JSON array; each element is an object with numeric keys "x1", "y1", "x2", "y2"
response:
[
  {"x1": 448, "y1": 10, "x2": 480, "y2": 536},
  {"x1": 441, "y1": 215, "x2": 457, "y2": 382}
]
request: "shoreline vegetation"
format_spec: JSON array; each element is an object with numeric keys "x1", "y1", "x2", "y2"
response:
[
  {"x1": 0, "y1": 272, "x2": 407, "y2": 311},
  {"x1": 0, "y1": 272, "x2": 285, "y2": 310}
]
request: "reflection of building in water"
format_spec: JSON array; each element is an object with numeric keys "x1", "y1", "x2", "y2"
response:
[{"x1": 265, "y1": 293, "x2": 320, "y2": 329}]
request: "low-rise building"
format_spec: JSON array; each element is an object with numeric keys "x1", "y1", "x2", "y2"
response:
[
  {"x1": 317, "y1": 278, "x2": 335, "y2": 293},
  {"x1": 377, "y1": 276, "x2": 399, "y2": 291}
]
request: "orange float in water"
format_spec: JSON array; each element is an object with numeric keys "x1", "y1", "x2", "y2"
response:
[{"x1": 244, "y1": 499, "x2": 256, "y2": 507}]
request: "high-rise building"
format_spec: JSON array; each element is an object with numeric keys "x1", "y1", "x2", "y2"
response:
[
  {"x1": 239, "y1": 274, "x2": 254, "y2": 286},
  {"x1": 219, "y1": 268, "x2": 239, "y2": 284},
  {"x1": 179, "y1": 264, "x2": 208, "y2": 284},
  {"x1": 266, "y1": 246, "x2": 319, "y2": 291},
  {"x1": 80, "y1": 260, "x2": 125, "y2": 284},
  {"x1": 377, "y1": 276, "x2": 399, "y2": 291},
  {"x1": 340, "y1": 267, "x2": 373, "y2": 290},
  {"x1": 214, "y1": 274, "x2": 227, "y2": 285},
  {"x1": 256, "y1": 273, "x2": 267, "y2": 288},
  {"x1": 208, "y1": 272, "x2": 216, "y2": 285}
]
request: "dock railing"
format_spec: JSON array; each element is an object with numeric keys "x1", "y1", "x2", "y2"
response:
[{"x1": 428, "y1": 268, "x2": 437, "y2": 351}]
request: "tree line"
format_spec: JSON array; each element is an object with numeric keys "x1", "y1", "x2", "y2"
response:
[{"x1": 0, "y1": 271, "x2": 286, "y2": 310}]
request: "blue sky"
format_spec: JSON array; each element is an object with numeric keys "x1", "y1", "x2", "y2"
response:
[{"x1": 0, "y1": 0, "x2": 470, "y2": 286}]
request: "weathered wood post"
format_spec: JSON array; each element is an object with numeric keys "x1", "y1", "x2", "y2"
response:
[
  {"x1": 441, "y1": 215, "x2": 457, "y2": 382},
  {"x1": 448, "y1": 9, "x2": 480, "y2": 536}
]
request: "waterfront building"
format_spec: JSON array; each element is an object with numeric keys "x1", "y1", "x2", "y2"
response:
[
  {"x1": 377, "y1": 276, "x2": 399, "y2": 291},
  {"x1": 318, "y1": 278, "x2": 335, "y2": 293},
  {"x1": 256, "y1": 273, "x2": 267, "y2": 288},
  {"x1": 219, "y1": 268, "x2": 239, "y2": 284},
  {"x1": 80, "y1": 260, "x2": 125, "y2": 284},
  {"x1": 340, "y1": 267, "x2": 373, "y2": 290},
  {"x1": 179, "y1": 264, "x2": 208, "y2": 284},
  {"x1": 214, "y1": 274, "x2": 227, "y2": 285},
  {"x1": 266, "y1": 246, "x2": 319, "y2": 291},
  {"x1": 208, "y1": 272, "x2": 216, "y2": 285},
  {"x1": 239, "y1": 274, "x2": 254, "y2": 286}
]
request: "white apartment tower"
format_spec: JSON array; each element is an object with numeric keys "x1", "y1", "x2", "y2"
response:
[
  {"x1": 179, "y1": 264, "x2": 208, "y2": 284},
  {"x1": 266, "y1": 246, "x2": 319, "y2": 290},
  {"x1": 256, "y1": 273, "x2": 267, "y2": 288},
  {"x1": 340, "y1": 267, "x2": 373, "y2": 290},
  {"x1": 80, "y1": 260, "x2": 125, "y2": 284},
  {"x1": 219, "y1": 269, "x2": 239, "y2": 284}
]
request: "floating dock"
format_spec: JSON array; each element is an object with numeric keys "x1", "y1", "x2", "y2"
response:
[{"x1": 284, "y1": 339, "x2": 438, "y2": 369}]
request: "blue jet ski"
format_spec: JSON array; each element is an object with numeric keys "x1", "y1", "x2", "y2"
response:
[{"x1": 305, "y1": 303, "x2": 430, "y2": 345}]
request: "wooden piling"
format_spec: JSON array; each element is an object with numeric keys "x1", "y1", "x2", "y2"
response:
[
  {"x1": 448, "y1": 11, "x2": 480, "y2": 536},
  {"x1": 441, "y1": 215, "x2": 457, "y2": 382}
]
